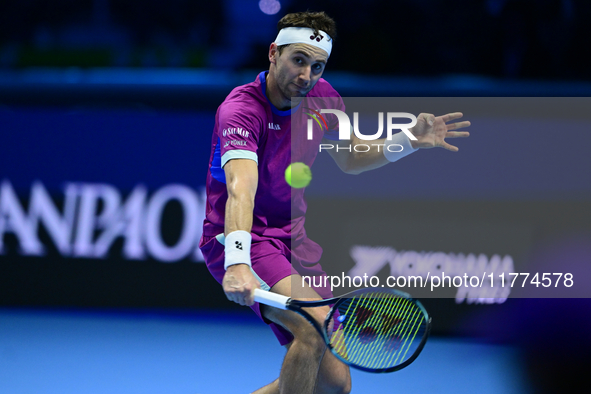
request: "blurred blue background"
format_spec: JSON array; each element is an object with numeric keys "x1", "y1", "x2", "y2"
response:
[{"x1": 1, "y1": 1, "x2": 591, "y2": 393}]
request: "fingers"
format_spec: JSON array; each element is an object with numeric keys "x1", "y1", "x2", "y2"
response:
[
  {"x1": 226, "y1": 284, "x2": 258, "y2": 306},
  {"x1": 440, "y1": 112, "x2": 464, "y2": 123},
  {"x1": 446, "y1": 131, "x2": 470, "y2": 138},
  {"x1": 446, "y1": 120, "x2": 471, "y2": 131},
  {"x1": 441, "y1": 141, "x2": 459, "y2": 152},
  {"x1": 222, "y1": 267, "x2": 260, "y2": 306},
  {"x1": 245, "y1": 286, "x2": 257, "y2": 305},
  {"x1": 443, "y1": 116, "x2": 470, "y2": 144},
  {"x1": 428, "y1": 115, "x2": 435, "y2": 126},
  {"x1": 225, "y1": 284, "x2": 242, "y2": 305},
  {"x1": 226, "y1": 287, "x2": 253, "y2": 306},
  {"x1": 422, "y1": 113, "x2": 435, "y2": 126}
]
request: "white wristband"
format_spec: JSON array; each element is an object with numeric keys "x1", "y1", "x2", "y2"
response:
[
  {"x1": 383, "y1": 131, "x2": 419, "y2": 162},
  {"x1": 224, "y1": 230, "x2": 252, "y2": 270}
]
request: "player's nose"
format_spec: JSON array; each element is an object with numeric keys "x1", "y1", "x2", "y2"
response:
[{"x1": 299, "y1": 66, "x2": 311, "y2": 86}]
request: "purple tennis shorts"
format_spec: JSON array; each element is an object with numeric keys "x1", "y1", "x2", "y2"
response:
[{"x1": 199, "y1": 233, "x2": 334, "y2": 346}]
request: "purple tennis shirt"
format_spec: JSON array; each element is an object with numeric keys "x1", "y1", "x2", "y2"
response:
[{"x1": 202, "y1": 71, "x2": 344, "y2": 251}]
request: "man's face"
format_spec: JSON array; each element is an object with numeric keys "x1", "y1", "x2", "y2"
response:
[{"x1": 273, "y1": 43, "x2": 328, "y2": 100}]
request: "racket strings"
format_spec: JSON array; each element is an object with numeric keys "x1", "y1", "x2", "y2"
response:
[
  {"x1": 360, "y1": 296, "x2": 418, "y2": 369},
  {"x1": 367, "y1": 297, "x2": 415, "y2": 369},
  {"x1": 353, "y1": 296, "x2": 418, "y2": 368},
  {"x1": 331, "y1": 292, "x2": 381, "y2": 357},
  {"x1": 390, "y1": 303, "x2": 423, "y2": 368},
  {"x1": 329, "y1": 293, "x2": 427, "y2": 370},
  {"x1": 350, "y1": 299, "x2": 393, "y2": 366},
  {"x1": 333, "y1": 295, "x2": 381, "y2": 362},
  {"x1": 397, "y1": 305, "x2": 426, "y2": 364},
  {"x1": 346, "y1": 294, "x2": 401, "y2": 366}
]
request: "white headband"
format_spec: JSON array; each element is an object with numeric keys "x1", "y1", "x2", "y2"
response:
[{"x1": 274, "y1": 27, "x2": 333, "y2": 57}]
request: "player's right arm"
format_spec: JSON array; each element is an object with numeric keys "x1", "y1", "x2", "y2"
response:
[{"x1": 222, "y1": 158, "x2": 261, "y2": 306}]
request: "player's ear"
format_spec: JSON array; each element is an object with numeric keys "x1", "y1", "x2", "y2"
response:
[{"x1": 269, "y1": 43, "x2": 278, "y2": 64}]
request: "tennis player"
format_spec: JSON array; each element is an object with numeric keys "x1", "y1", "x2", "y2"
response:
[{"x1": 199, "y1": 11, "x2": 470, "y2": 394}]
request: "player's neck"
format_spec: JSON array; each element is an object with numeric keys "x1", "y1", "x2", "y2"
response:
[{"x1": 265, "y1": 71, "x2": 295, "y2": 111}]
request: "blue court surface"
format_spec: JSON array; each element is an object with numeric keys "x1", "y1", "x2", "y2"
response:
[{"x1": 0, "y1": 309, "x2": 529, "y2": 394}]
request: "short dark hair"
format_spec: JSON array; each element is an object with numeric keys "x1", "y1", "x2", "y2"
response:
[{"x1": 276, "y1": 11, "x2": 337, "y2": 55}]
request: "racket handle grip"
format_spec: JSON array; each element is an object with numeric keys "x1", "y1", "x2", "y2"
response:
[{"x1": 254, "y1": 289, "x2": 290, "y2": 310}]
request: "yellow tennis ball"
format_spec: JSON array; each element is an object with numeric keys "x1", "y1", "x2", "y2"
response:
[{"x1": 285, "y1": 162, "x2": 312, "y2": 188}]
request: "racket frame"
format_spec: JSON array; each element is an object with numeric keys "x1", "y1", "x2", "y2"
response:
[{"x1": 254, "y1": 287, "x2": 432, "y2": 373}]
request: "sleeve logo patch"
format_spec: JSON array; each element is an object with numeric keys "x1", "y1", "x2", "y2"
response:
[{"x1": 222, "y1": 128, "x2": 250, "y2": 138}]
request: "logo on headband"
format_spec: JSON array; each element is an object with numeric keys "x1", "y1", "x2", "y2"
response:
[{"x1": 310, "y1": 31, "x2": 324, "y2": 42}]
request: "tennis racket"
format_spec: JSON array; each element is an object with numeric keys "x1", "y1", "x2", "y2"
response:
[{"x1": 254, "y1": 287, "x2": 431, "y2": 373}]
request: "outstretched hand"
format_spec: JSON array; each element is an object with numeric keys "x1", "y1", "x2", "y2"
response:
[{"x1": 410, "y1": 112, "x2": 470, "y2": 151}]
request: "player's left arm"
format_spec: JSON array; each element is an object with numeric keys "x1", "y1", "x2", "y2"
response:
[{"x1": 325, "y1": 112, "x2": 470, "y2": 175}]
